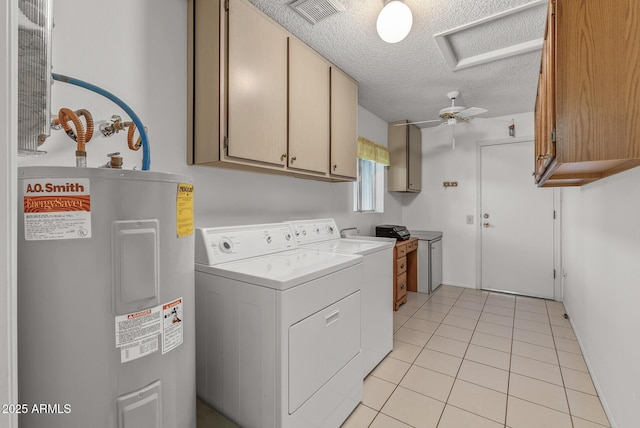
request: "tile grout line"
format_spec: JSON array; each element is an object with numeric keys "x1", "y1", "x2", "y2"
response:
[
  {"x1": 547, "y1": 300, "x2": 576, "y2": 428},
  {"x1": 504, "y1": 294, "x2": 517, "y2": 428},
  {"x1": 354, "y1": 290, "x2": 588, "y2": 428},
  {"x1": 433, "y1": 288, "x2": 485, "y2": 427},
  {"x1": 367, "y1": 290, "x2": 443, "y2": 428}
]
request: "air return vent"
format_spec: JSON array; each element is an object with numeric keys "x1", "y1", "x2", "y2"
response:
[
  {"x1": 290, "y1": 0, "x2": 346, "y2": 25},
  {"x1": 18, "y1": 0, "x2": 52, "y2": 155}
]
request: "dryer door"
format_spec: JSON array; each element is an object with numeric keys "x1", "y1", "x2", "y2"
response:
[{"x1": 288, "y1": 290, "x2": 360, "y2": 413}]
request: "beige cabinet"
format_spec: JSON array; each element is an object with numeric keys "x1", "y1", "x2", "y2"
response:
[
  {"x1": 288, "y1": 39, "x2": 330, "y2": 174},
  {"x1": 226, "y1": 0, "x2": 288, "y2": 167},
  {"x1": 330, "y1": 67, "x2": 358, "y2": 179},
  {"x1": 188, "y1": 0, "x2": 358, "y2": 182},
  {"x1": 534, "y1": 0, "x2": 640, "y2": 186},
  {"x1": 388, "y1": 121, "x2": 422, "y2": 192},
  {"x1": 187, "y1": 0, "x2": 220, "y2": 165}
]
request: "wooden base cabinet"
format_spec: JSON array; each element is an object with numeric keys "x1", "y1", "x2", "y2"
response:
[
  {"x1": 535, "y1": 0, "x2": 640, "y2": 187},
  {"x1": 393, "y1": 238, "x2": 418, "y2": 310}
]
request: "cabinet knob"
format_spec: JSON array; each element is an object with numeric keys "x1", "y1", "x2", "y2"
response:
[
  {"x1": 333, "y1": 164, "x2": 337, "y2": 171},
  {"x1": 280, "y1": 153, "x2": 287, "y2": 161},
  {"x1": 400, "y1": 264, "x2": 405, "y2": 269},
  {"x1": 291, "y1": 156, "x2": 297, "y2": 164},
  {"x1": 536, "y1": 153, "x2": 550, "y2": 160}
]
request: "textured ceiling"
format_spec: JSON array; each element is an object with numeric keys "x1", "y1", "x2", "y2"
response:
[{"x1": 248, "y1": 0, "x2": 547, "y2": 128}]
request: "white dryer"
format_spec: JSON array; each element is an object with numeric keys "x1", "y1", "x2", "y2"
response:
[
  {"x1": 287, "y1": 219, "x2": 395, "y2": 377},
  {"x1": 195, "y1": 223, "x2": 363, "y2": 428}
]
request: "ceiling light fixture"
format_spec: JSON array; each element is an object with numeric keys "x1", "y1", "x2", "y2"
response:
[{"x1": 376, "y1": 0, "x2": 413, "y2": 44}]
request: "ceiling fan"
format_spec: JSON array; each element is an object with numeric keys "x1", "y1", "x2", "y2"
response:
[{"x1": 395, "y1": 91, "x2": 488, "y2": 149}]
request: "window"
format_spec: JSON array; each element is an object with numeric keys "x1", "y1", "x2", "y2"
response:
[{"x1": 353, "y1": 137, "x2": 388, "y2": 213}]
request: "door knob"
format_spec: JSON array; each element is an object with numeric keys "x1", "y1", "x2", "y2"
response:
[{"x1": 483, "y1": 222, "x2": 490, "y2": 228}]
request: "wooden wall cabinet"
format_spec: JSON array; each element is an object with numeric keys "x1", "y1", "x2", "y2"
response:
[
  {"x1": 188, "y1": 0, "x2": 358, "y2": 182},
  {"x1": 534, "y1": 0, "x2": 640, "y2": 187},
  {"x1": 388, "y1": 121, "x2": 422, "y2": 192},
  {"x1": 393, "y1": 238, "x2": 418, "y2": 310}
]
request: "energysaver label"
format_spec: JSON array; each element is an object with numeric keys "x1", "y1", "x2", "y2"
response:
[
  {"x1": 22, "y1": 178, "x2": 91, "y2": 241},
  {"x1": 176, "y1": 183, "x2": 194, "y2": 237}
]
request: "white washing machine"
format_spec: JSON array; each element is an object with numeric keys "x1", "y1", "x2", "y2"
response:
[
  {"x1": 287, "y1": 219, "x2": 395, "y2": 377},
  {"x1": 194, "y1": 223, "x2": 363, "y2": 428}
]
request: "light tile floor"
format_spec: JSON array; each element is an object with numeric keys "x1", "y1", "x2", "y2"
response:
[{"x1": 341, "y1": 286, "x2": 611, "y2": 428}]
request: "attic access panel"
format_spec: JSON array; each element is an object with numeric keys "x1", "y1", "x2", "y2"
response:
[{"x1": 434, "y1": 0, "x2": 547, "y2": 71}]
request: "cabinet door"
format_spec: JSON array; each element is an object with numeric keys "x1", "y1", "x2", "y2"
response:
[
  {"x1": 226, "y1": 0, "x2": 288, "y2": 166},
  {"x1": 408, "y1": 125, "x2": 422, "y2": 191},
  {"x1": 330, "y1": 67, "x2": 358, "y2": 179},
  {"x1": 288, "y1": 39, "x2": 330, "y2": 174},
  {"x1": 534, "y1": 0, "x2": 556, "y2": 180}
]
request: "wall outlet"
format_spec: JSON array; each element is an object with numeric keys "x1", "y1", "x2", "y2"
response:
[{"x1": 466, "y1": 215, "x2": 474, "y2": 225}]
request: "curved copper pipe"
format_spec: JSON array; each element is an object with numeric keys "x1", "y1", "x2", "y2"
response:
[
  {"x1": 56, "y1": 108, "x2": 86, "y2": 152},
  {"x1": 74, "y1": 109, "x2": 94, "y2": 143},
  {"x1": 127, "y1": 122, "x2": 142, "y2": 151}
]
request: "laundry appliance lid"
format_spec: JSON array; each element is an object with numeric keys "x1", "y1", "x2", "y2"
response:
[
  {"x1": 302, "y1": 238, "x2": 394, "y2": 256},
  {"x1": 195, "y1": 249, "x2": 361, "y2": 290}
]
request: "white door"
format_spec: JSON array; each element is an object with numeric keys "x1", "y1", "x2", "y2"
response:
[{"x1": 480, "y1": 141, "x2": 555, "y2": 298}]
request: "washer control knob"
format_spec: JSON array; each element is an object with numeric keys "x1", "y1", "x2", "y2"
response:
[
  {"x1": 266, "y1": 235, "x2": 272, "y2": 244},
  {"x1": 328, "y1": 226, "x2": 334, "y2": 234},
  {"x1": 302, "y1": 230, "x2": 307, "y2": 236},
  {"x1": 219, "y1": 238, "x2": 233, "y2": 253},
  {"x1": 285, "y1": 233, "x2": 291, "y2": 241}
]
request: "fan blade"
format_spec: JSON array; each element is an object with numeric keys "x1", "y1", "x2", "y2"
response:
[
  {"x1": 393, "y1": 119, "x2": 442, "y2": 127},
  {"x1": 456, "y1": 107, "x2": 488, "y2": 119}
]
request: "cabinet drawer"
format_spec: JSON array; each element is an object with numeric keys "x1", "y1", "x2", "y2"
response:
[
  {"x1": 396, "y1": 244, "x2": 407, "y2": 258},
  {"x1": 397, "y1": 272, "x2": 407, "y2": 300},
  {"x1": 407, "y1": 241, "x2": 417, "y2": 252},
  {"x1": 396, "y1": 257, "x2": 407, "y2": 275}
]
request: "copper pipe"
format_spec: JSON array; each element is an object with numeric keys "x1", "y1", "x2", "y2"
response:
[
  {"x1": 74, "y1": 109, "x2": 94, "y2": 143},
  {"x1": 127, "y1": 122, "x2": 142, "y2": 151},
  {"x1": 56, "y1": 108, "x2": 86, "y2": 152}
]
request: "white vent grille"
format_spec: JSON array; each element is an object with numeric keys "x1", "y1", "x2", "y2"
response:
[{"x1": 290, "y1": 0, "x2": 346, "y2": 25}]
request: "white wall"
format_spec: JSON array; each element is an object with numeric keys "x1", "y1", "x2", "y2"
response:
[
  {"x1": 18, "y1": 0, "x2": 402, "y2": 236},
  {"x1": 401, "y1": 113, "x2": 535, "y2": 288},
  {"x1": 561, "y1": 167, "x2": 640, "y2": 428},
  {"x1": 1, "y1": 0, "x2": 17, "y2": 426}
]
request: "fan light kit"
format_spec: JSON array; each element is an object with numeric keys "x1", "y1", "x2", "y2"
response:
[
  {"x1": 377, "y1": 0, "x2": 413, "y2": 43},
  {"x1": 394, "y1": 90, "x2": 488, "y2": 150}
]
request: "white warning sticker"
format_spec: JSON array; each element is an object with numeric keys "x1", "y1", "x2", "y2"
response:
[
  {"x1": 22, "y1": 178, "x2": 91, "y2": 241},
  {"x1": 162, "y1": 298, "x2": 184, "y2": 354},
  {"x1": 115, "y1": 306, "x2": 162, "y2": 348},
  {"x1": 115, "y1": 298, "x2": 184, "y2": 363},
  {"x1": 120, "y1": 336, "x2": 159, "y2": 363}
]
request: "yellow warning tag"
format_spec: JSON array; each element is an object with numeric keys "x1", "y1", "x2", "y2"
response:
[{"x1": 176, "y1": 183, "x2": 194, "y2": 237}]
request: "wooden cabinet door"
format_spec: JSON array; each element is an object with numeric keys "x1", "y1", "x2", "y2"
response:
[
  {"x1": 408, "y1": 124, "x2": 422, "y2": 191},
  {"x1": 330, "y1": 67, "x2": 358, "y2": 179},
  {"x1": 288, "y1": 39, "x2": 330, "y2": 174},
  {"x1": 534, "y1": 0, "x2": 556, "y2": 181},
  {"x1": 226, "y1": 0, "x2": 288, "y2": 166}
]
